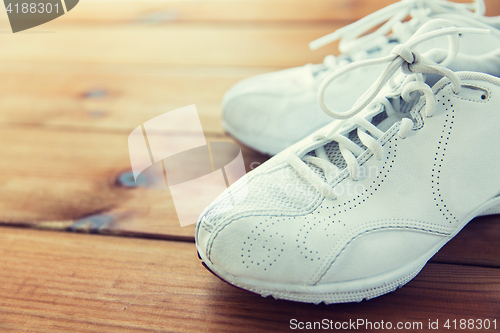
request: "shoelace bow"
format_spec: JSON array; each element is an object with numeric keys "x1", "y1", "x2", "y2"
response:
[
  {"x1": 310, "y1": 0, "x2": 489, "y2": 74},
  {"x1": 288, "y1": 19, "x2": 490, "y2": 200}
]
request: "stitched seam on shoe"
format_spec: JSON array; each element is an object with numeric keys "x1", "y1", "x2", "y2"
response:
[
  {"x1": 207, "y1": 195, "x2": 325, "y2": 260},
  {"x1": 412, "y1": 81, "x2": 454, "y2": 130},
  {"x1": 309, "y1": 127, "x2": 441, "y2": 284},
  {"x1": 432, "y1": 92, "x2": 458, "y2": 225},
  {"x1": 310, "y1": 219, "x2": 452, "y2": 285},
  {"x1": 205, "y1": 161, "x2": 300, "y2": 225},
  {"x1": 201, "y1": 222, "x2": 214, "y2": 233},
  {"x1": 322, "y1": 125, "x2": 400, "y2": 217},
  {"x1": 205, "y1": 160, "x2": 325, "y2": 259},
  {"x1": 207, "y1": 125, "x2": 400, "y2": 261},
  {"x1": 451, "y1": 84, "x2": 491, "y2": 103},
  {"x1": 411, "y1": 99, "x2": 426, "y2": 130}
]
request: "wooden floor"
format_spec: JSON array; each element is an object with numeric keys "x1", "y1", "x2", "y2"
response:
[{"x1": 1, "y1": 1, "x2": 500, "y2": 332}]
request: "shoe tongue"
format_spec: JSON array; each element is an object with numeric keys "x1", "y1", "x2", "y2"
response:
[
  {"x1": 304, "y1": 106, "x2": 386, "y2": 173},
  {"x1": 306, "y1": 87, "x2": 420, "y2": 175},
  {"x1": 371, "y1": 95, "x2": 419, "y2": 132}
]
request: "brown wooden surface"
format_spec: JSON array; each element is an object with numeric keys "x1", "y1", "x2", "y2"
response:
[
  {"x1": 1, "y1": 0, "x2": 500, "y2": 332},
  {"x1": 0, "y1": 24, "x2": 346, "y2": 68},
  {"x1": 9, "y1": 0, "x2": 499, "y2": 25},
  {"x1": 0, "y1": 63, "x2": 270, "y2": 134},
  {"x1": 52, "y1": 0, "x2": 399, "y2": 24},
  {"x1": 1, "y1": 228, "x2": 499, "y2": 333},
  {"x1": 0, "y1": 125, "x2": 268, "y2": 239}
]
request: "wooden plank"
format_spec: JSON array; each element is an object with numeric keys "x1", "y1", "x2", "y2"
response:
[
  {"x1": 0, "y1": 125, "x2": 268, "y2": 240},
  {"x1": 0, "y1": 24, "x2": 342, "y2": 68},
  {"x1": 7, "y1": 3, "x2": 500, "y2": 69},
  {"x1": 431, "y1": 214, "x2": 500, "y2": 268},
  {"x1": 0, "y1": 63, "x2": 275, "y2": 134},
  {"x1": 0, "y1": 124, "x2": 499, "y2": 265},
  {"x1": 4, "y1": 0, "x2": 498, "y2": 25},
  {"x1": 56, "y1": 0, "x2": 397, "y2": 25},
  {"x1": 0, "y1": 227, "x2": 499, "y2": 333},
  {"x1": 0, "y1": 1, "x2": 498, "y2": 70}
]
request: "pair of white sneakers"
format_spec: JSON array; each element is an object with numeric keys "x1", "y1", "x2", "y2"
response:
[{"x1": 196, "y1": 0, "x2": 500, "y2": 304}]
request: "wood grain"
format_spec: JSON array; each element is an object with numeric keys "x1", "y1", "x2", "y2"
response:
[
  {"x1": 56, "y1": 0, "x2": 398, "y2": 24},
  {"x1": 0, "y1": 125, "x2": 268, "y2": 239},
  {"x1": 5, "y1": 0, "x2": 499, "y2": 25},
  {"x1": 0, "y1": 63, "x2": 274, "y2": 135},
  {"x1": 1, "y1": 1, "x2": 500, "y2": 331},
  {"x1": 0, "y1": 0, "x2": 498, "y2": 259},
  {"x1": 0, "y1": 228, "x2": 499, "y2": 333},
  {"x1": 0, "y1": 0, "x2": 498, "y2": 70},
  {"x1": 2, "y1": 1, "x2": 496, "y2": 69},
  {"x1": 0, "y1": 24, "x2": 342, "y2": 68},
  {"x1": 0, "y1": 123, "x2": 498, "y2": 264}
]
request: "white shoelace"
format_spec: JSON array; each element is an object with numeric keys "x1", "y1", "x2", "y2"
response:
[
  {"x1": 288, "y1": 19, "x2": 489, "y2": 200},
  {"x1": 308, "y1": 0, "x2": 488, "y2": 75}
]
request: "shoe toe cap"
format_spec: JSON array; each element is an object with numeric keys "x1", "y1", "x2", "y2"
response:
[{"x1": 197, "y1": 213, "x2": 322, "y2": 285}]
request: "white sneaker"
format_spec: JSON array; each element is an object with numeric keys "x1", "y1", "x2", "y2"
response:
[
  {"x1": 222, "y1": 0, "x2": 500, "y2": 155},
  {"x1": 197, "y1": 20, "x2": 500, "y2": 304}
]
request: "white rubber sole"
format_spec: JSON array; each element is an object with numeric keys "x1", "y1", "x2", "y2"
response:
[
  {"x1": 199, "y1": 247, "x2": 426, "y2": 304},
  {"x1": 197, "y1": 195, "x2": 500, "y2": 304}
]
